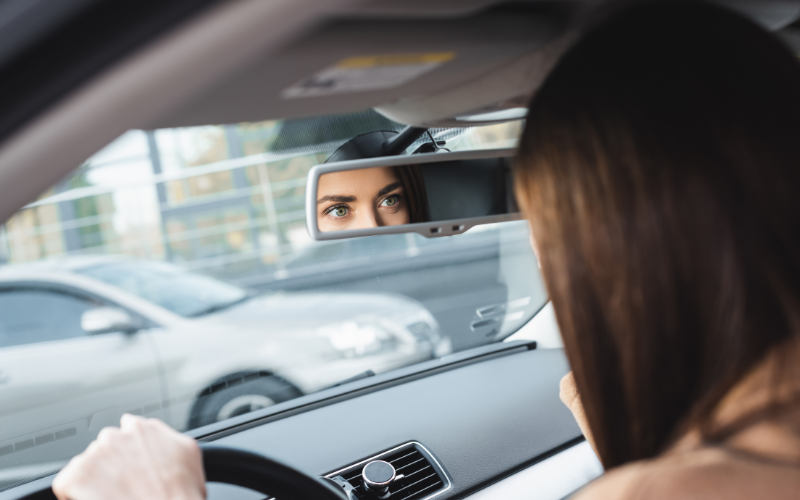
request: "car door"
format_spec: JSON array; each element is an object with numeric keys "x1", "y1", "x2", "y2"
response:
[{"x1": 0, "y1": 285, "x2": 163, "y2": 487}]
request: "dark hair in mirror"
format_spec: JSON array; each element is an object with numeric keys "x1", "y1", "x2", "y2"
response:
[
  {"x1": 395, "y1": 164, "x2": 430, "y2": 224},
  {"x1": 515, "y1": 1, "x2": 800, "y2": 468},
  {"x1": 325, "y1": 130, "x2": 431, "y2": 225}
]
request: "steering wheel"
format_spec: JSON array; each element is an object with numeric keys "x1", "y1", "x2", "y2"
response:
[
  {"x1": 16, "y1": 444, "x2": 347, "y2": 500},
  {"x1": 200, "y1": 444, "x2": 347, "y2": 499}
]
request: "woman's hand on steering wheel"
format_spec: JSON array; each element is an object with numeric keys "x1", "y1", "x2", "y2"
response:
[{"x1": 52, "y1": 414, "x2": 206, "y2": 500}]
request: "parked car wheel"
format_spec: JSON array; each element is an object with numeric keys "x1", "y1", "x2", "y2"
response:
[{"x1": 189, "y1": 373, "x2": 303, "y2": 429}]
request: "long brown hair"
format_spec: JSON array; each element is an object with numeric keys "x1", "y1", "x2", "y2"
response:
[
  {"x1": 515, "y1": 2, "x2": 800, "y2": 468},
  {"x1": 396, "y1": 164, "x2": 431, "y2": 223}
]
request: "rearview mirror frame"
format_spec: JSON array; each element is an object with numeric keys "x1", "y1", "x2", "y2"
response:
[{"x1": 306, "y1": 148, "x2": 521, "y2": 241}]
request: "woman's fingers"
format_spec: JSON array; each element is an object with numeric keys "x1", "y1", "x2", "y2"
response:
[
  {"x1": 559, "y1": 372, "x2": 599, "y2": 458},
  {"x1": 560, "y1": 371, "x2": 579, "y2": 407},
  {"x1": 123, "y1": 415, "x2": 207, "y2": 500},
  {"x1": 52, "y1": 431, "x2": 130, "y2": 500},
  {"x1": 52, "y1": 453, "x2": 89, "y2": 500},
  {"x1": 52, "y1": 415, "x2": 205, "y2": 500}
]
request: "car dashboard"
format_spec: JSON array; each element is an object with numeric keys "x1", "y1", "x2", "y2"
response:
[{"x1": 199, "y1": 346, "x2": 601, "y2": 500}]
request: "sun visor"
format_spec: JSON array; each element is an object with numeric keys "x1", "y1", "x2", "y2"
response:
[{"x1": 146, "y1": 5, "x2": 565, "y2": 129}]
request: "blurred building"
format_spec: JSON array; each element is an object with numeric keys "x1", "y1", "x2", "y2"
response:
[{"x1": 0, "y1": 111, "x2": 522, "y2": 287}]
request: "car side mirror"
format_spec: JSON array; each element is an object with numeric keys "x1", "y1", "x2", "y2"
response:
[{"x1": 81, "y1": 307, "x2": 140, "y2": 335}]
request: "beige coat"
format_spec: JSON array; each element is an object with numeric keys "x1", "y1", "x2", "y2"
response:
[{"x1": 560, "y1": 343, "x2": 800, "y2": 499}]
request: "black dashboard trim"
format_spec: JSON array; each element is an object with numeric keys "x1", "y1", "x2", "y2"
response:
[
  {"x1": 211, "y1": 347, "x2": 581, "y2": 500},
  {"x1": 191, "y1": 340, "x2": 537, "y2": 442},
  {"x1": 455, "y1": 435, "x2": 585, "y2": 499}
]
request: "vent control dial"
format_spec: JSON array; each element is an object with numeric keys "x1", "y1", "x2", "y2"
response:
[{"x1": 362, "y1": 460, "x2": 403, "y2": 498}]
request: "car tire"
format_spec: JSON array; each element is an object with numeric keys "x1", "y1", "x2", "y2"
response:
[{"x1": 189, "y1": 373, "x2": 302, "y2": 429}]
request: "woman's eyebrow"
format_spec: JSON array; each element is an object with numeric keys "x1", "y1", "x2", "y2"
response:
[
  {"x1": 317, "y1": 195, "x2": 356, "y2": 205},
  {"x1": 377, "y1": 181, "x2": 403, "y2": 197}
]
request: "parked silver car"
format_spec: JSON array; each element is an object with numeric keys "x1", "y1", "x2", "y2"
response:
[{"x1": 0, "y1": 257, "x2": 448, "y2": 483}]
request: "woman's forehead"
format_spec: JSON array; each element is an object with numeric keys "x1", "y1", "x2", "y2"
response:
[{"x1": 318, "y1": 167, "x2": 399, "y2": 196}]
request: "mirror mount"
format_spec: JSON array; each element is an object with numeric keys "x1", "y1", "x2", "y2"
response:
[
  {"x1": 382, "y1": 126, "x2": 427, "y2": 156},
  {"x1": 307, "y1": 147, "x2": 520, "y2": 241},
  {"x1": 325, "y1": 126, "x2": 428, "y2": 164}
]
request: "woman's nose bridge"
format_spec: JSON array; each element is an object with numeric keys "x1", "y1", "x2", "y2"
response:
[
  {"x1": 355, "y1": 205, "x2": 379, "y2": 228},
  {"x1": 372, "y1": 206, "x2": 385, "y2": 227}
]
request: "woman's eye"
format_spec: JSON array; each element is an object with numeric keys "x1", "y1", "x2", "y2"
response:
[
  {"x1": 382, "y1": 195, "x2": 399, "y2": 207},
  {"x1": 329, "y1": 206, "x2": 349, "y2": 218}
]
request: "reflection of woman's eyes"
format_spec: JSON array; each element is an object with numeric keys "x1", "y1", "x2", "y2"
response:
[
  {"x1": 325, "y1": 205, "x2": 350, "y2": 218},
  {"x1": 380, "y1": 194, "x2": 402, "y2": 208}
]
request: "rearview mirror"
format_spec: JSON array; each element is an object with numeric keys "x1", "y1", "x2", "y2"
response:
[
  {"x1": 306, "y1": 148, "x2": 520, "y2": 240},
  {"x1": 81, "y1": 307, "x2": 140, "y2": 335}
]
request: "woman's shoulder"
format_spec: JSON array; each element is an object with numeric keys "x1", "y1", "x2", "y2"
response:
[
  {"x1": 569, "y1": 459, "x2": 652, "y2": 500},
  {"x1": 570, "y1": 446, "x2": 800, "y2": 500}
]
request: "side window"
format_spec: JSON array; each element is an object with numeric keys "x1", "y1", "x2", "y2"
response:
[{"x1": 0, "y1": 289, "x2": 99, "y2": 348}]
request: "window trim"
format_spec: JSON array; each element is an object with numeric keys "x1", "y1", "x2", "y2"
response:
[{"x1": 0, "y1": 281, "x2": 156, "y2": 334}]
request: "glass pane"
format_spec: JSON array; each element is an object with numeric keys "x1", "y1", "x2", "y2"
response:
[
  {"x1": 0, "y1": 290, "x2": 97, "y2": 347},
  {"x1": 0, "y1": 110, "x2": 543, "y2": 488}
]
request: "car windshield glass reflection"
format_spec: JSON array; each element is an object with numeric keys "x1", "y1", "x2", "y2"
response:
[
  {"x1": 0, "y1": 111, "x2": 540, "y2": 489},
  {"x1": 76, "y1": 261, "x2": 248, "y2": 317}
]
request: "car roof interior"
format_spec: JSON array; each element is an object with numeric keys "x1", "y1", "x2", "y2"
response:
[{"x1": 0, "y1": 1, "x2": 800, "y2": 499}]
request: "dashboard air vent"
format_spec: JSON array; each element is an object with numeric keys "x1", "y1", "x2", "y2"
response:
[{"x1": 326, "y1": 442, "x2": 450, "y2": 500}]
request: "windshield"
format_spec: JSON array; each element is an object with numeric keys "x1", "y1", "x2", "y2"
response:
[
  {"x1": 75, "y1": 261, "x2": 248, "y2": 317},
  {"x1": 0, "y1": 111, "x2": 545, "y2": 489}
]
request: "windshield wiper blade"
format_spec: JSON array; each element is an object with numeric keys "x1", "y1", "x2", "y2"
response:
[{"x1": 188, "y1": 295, "x2": 251, "y2": 317}]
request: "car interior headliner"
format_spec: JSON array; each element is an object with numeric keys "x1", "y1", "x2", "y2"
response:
[{"x1": 138, "y1": 0, "x2": 800, "y2": 130}]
